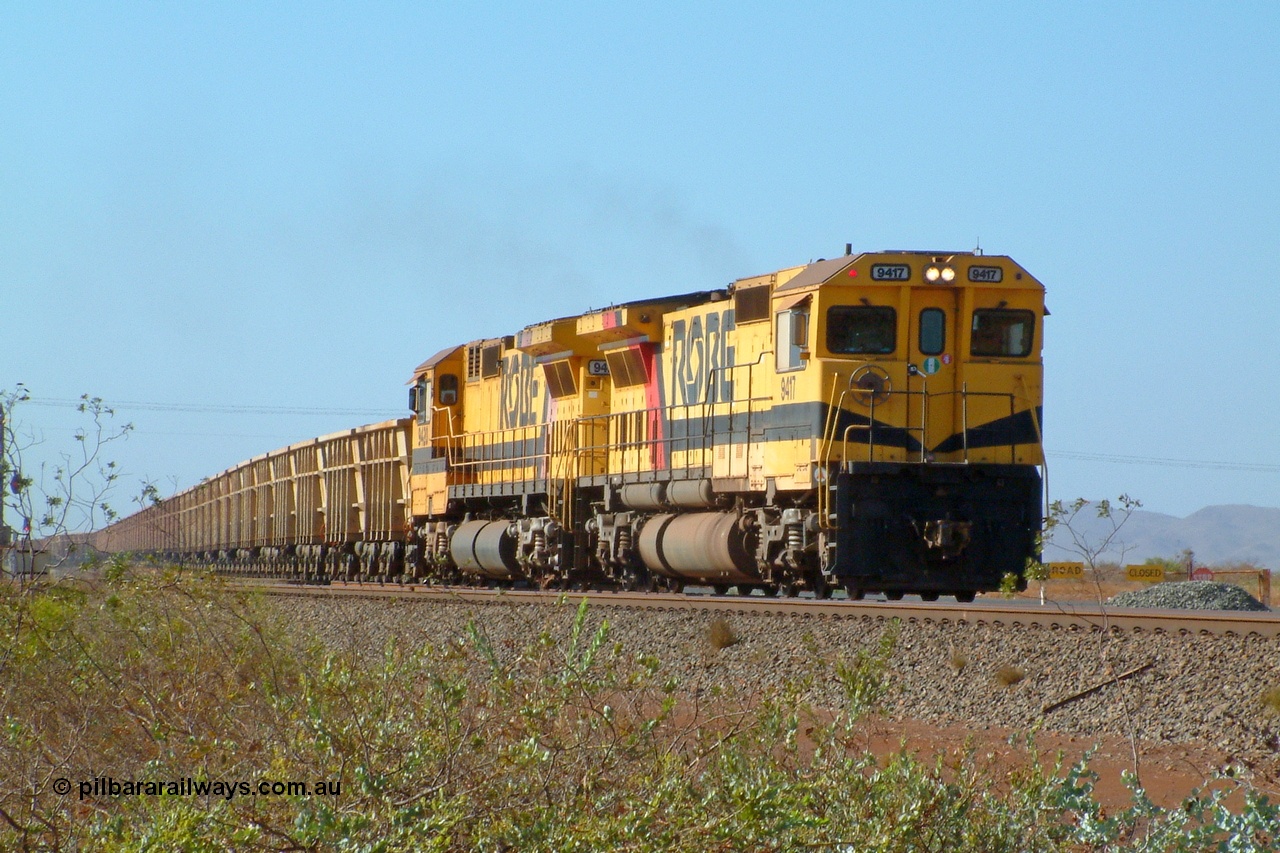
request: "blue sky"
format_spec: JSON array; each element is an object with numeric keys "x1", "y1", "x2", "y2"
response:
[{"x1": 3, "y1": 1, "x2": 1278, "y2": 519}]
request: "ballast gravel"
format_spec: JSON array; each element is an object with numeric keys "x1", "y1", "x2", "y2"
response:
[
  {"x1": 1108, "y1": 581, "x2": 1269, "y2": 611},
  {"x1": 272, "y1": 592, "x2": 1280, "y2": 771}
]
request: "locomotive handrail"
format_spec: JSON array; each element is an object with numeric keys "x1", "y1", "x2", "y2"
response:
[
  {"x1": 546, "y1": 418, "x2": 577, "y2": 528},
  {"x1": 826, "y1": 380, "x2": 921, "y2": 465},
  {"x1": 1013, "y1": 373, "x2": 1049, "y2": 512},
  {"x1": 916, "y1": 388, "x2": 1020, "y2": 463},
  {"x1": 838, "y1": 423, "x2": 872, "y2": 474},
  {"x1": 818, "y1": 372, "x2": 848, "y2": 527},
  {"x1": 447, "y1": 423, "x2": 550, "y2": 492},
  {"x1": 820, "y1": 370, "x2": 902, "y2": 526},
  {"x1": 822, "y1": 378, "x2": 1023, "y2": 485},
  {"x1": 701, "y1": 351, "x2": 773, "y2": 481},
  {"x1": 575, "y1": 385, "x2": 771, "y2": 485},
  {"x1": 428, "y1": 404, "x2": 462, "y2": 467},
  {"x1": 578, "y1": 402, "x2": 715, "y2": 479}
]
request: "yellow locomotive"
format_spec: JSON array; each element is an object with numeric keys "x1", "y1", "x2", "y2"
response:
[
  {"x1": 406, "y1": 247, "x2": 1044, "y2": 600},
  {"x1": 94, "y1": 246, "x2": 1045, "y2": 601}
]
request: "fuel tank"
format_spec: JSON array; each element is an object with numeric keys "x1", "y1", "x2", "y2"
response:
[
  {"x1": 450, "y1": 519, "x2": 521, "y2": 579},
  {"x1": 636, "y1": 512, "x2": 758, "y2": 584}
]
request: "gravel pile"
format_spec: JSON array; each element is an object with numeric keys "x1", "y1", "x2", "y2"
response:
[
  {"x1": 270, "y1": 594, "x2": 1280, "y2": 768},
  {"x1": 1107, "y1": 581, "x2": 1269, "y2": 611}
]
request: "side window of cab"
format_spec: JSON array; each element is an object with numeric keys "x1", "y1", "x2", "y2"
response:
[
  {"x1": 971, "y1": 310, "x2": 1035, "y2": 358},
  {"x1": 775, "y1": 307, "x2": 810, "y2": 372},
  {"x1": 439, "y1": 374, "x2": 459, "y2": 406},
  {"x1": 410, "y1": 380, "x2": 431, "y2": 424}
]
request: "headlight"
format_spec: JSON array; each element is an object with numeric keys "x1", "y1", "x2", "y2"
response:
[{"x1": 924, "y1": 265, "x2": 956, "y2": 283}]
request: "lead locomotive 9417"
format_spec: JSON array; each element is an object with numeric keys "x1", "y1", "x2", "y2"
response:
[{"x1": 97, "y1": 247, "x2": 1045, "y2": 601}]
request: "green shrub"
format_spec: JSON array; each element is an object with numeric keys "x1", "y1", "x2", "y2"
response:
[{"x1": 1, "y1": 574, "x2": 1277, "y2": 851}]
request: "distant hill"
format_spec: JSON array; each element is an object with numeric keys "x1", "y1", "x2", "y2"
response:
[{"x1": 1041, "y1": 504, "x2": 1280, "y2": 569}]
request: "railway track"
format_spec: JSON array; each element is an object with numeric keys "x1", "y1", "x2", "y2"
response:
[{"x1": 247, "y1": 580, "x2": 1280, "y2": 638}]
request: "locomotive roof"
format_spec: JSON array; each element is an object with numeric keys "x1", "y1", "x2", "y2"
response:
[
  {"x1": 597, "y1": 288, "x2": 722, "y2": 312},
  {"x1": 771, "y1": 251, "x2": 1025, "y2": 296},
  {"x1": 771, "y1": 257, "x2": 855, "y2": 295},
  {"x1": 410, "y1": 344, "x2": 462, "y2": 377},
  {"x1": 518, "y1": 289, "x2": 713, "y2": 337}
]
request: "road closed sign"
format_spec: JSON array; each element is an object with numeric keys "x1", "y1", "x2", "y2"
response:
[
  {"x1": 1127, "y1": 564, "x2": 1165, "y2": 582},
  {"x1": 1047, "y1": 562, "x2": 1084, "y2": 579}
]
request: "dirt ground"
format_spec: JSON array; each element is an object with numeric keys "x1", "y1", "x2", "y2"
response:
[
  {"x1": 999, "y1": 576, "x2": 1276, "y2": 609},
  {"x1": 895, "y1": 577, "x2": 1279, "y2": 810},
  {"x1": 858, "y1": 716, "x2": 1258, "y2": 812}
]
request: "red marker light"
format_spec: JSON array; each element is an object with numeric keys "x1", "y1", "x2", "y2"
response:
[{"x1": 847, "y1": 269, "x2": 858, "y2": 277}]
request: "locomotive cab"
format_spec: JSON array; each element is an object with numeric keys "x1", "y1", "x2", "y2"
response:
[
  {"x1": 407, "y1": 345, "x2": 465, "y2": 522},
  {"x1": 795, "y1": 252, "x2": 1044, "y2": 600}
]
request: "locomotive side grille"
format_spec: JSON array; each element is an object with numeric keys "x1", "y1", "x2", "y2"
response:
[
  {"x1": 605, "y1": 347, "x2": 648, "y2": 387},
  {"x1": 543, "y1": 360, "x2": 576, "y2": 398},
  {"x1": 733, "y1": 283, "x2": 772, "y2": 324},
  {"x1": 481, "y1": 343, "x2": 502, "y2": 378}
]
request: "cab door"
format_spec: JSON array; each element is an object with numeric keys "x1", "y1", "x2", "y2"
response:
[{"x1": 906, "y1": 288, "x2": 963, "y2": 460}]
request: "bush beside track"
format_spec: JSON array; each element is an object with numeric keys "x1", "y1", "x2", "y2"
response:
[
  {"x1": 280, "y1": 587, "x2": 1280, "y2": 765},
  {"x1": 4, "y1": 570, "x2": 1280, "y2": 851}
]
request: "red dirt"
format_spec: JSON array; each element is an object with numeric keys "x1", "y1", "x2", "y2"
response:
[
  {"x1": 855, "y1": 716, "x2": 1260, "y2": 811},
  {"x1": 948, "y1": 579, "x2": 1278, "y2": 809},
  {"x1": 1002, "y1": 577, "x2": 1276, "y2": 609}
]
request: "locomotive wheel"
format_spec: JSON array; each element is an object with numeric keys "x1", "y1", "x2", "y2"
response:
[
  {"x1": 712, "y1": 584, "x2": 730, "y2": 596},
  {"x1": 618, "y1": 567, "x2": 645, "y2": 592},
  {"x1": 955, "y1": 591, "x2": 976, "y2": 603},
  {"x1": 813, "y1": 575, "x2": 833, "y2": 600},
  {"x1": 920, "y1": 592, "x2": 940, "y2": 602},
  {"x1": 885, "y1": 591, "x2": 904, "y2": 601},
  {"x1": 844, "y1": 583, "x2": 864, "y2": 600}
]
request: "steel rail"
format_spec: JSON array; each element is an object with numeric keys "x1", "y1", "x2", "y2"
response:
[{"x1": 244, "y1": 581, "x2": 1280, "y2": 638}]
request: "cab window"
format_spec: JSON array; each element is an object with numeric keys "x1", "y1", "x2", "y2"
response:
[
  {"x1": 827, "y1": 306, "x2": 896, "y2": 355},
  {"x1": 416, "y1": 380, "x2": 432, "y2": 424},
  {"x1": 775, "y1": 308, "x2": 809, "y2": 372},
  {"x1": 439, "y1": 374, "x2": 459, "y2": 405},
  {"x1": 919, "y1": 308, "x2": 945, "y2": 355},
  {"x1": 971, "y1": 309, "x2": 1035, "y2": 357}
]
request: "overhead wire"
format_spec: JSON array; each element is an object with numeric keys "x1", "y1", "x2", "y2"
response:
[
  {"x1": 1048, "y1": 450, "x2": 1280, "y2": 473},
  {"x1": 22, "y1": 395, "x2": 399, "y2": 418}
]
